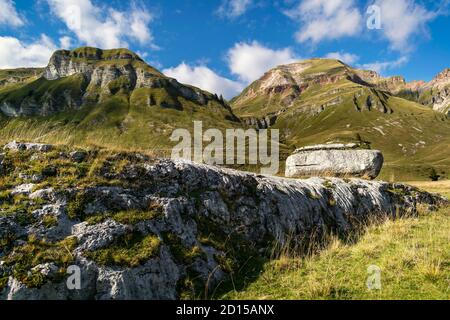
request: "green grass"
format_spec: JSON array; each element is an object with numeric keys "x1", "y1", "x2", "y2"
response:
[
  {"x1": 0, "y1": 68, "x2": 43, "y2": 92},
  {"x1": 85, "y1": 233, "x2": 161, "y2": 268},
  {"x1": 0, "y1": 76, "x2": 240, "y2": 156},
  {"x1": 300, "y1": 58, "x2": 347, "y2": 76},
  {"x1": 0, "y1": 46, "x2": 240, "y2": 156},
  {"x1": 85, "y1": 210, "x2": 163, "y2": 225},
  {"x1": 221, "y1": 206, "x2": 450, "y2": 300},
  {"x1": 161, "y1": 232, "x2": 206, "y2": 265},
  {"x1": 1, "y1": 236, "x2": 78, "y2": 289}
]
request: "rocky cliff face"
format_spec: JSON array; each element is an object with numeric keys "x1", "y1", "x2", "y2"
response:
[
  {"x1": 355, "y1": 70, "x2": 408, "y2": 93},
  {"x1": 43, "y1": 48, "x2": 166, "y2": 92},
  {"x1": 428, "y1": 68, "x2": 450, "y2": 89},
  {"x1": 0, "y1": 143, "x2": 447, "y2": 300},
  {"x1": 379, "y1": 68, "x2": 450, "y2": 116},
  {"x1": 422, "y1": 69, "x2": 450, "y2": 115}
]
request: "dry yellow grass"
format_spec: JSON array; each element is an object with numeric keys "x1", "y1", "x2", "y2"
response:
[
  {"x1": 221, "y1": 207, "x2": 450, "y2": 300},
  {"x1": 407, "y1": 180, "x2": 450, "y2": 200}
]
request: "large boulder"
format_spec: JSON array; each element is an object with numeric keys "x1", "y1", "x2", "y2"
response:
[{"x1": 285, "y1": 144, "x2": 384, "y2": 179}]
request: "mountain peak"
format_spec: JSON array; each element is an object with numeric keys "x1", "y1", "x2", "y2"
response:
[
  {"x1": 434, "y1": 68, "x2": 450, "y2": 79},
  {"x1": 53, "y1": 47, "x2": 143, "y2": 62},
  {"x1": 1, "y1": 47, "x2": 233, "y2": 119},
  {"x1": 429, "y1": 68, "x2": 450, "y2": 89},
  {"x1": 44, "y1": 47, "x2": 162, "y2": 81},
  {"x1": 232, "y1": 58, "x2": 358, "y2": 113}
]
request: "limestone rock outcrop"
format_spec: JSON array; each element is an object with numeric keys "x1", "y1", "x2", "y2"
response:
[{"x1": 0, "y1": 143, "x2": 446, "y2": 300}]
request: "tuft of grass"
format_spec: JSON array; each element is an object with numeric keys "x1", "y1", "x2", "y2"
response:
[
  {"x1": 42, "y1": 215, "x2": 58, "y2": 228},
  {"x1": 112, "y1": 210, "x2": 162, "y2": 225},
  {"x1": 85, "y1": 233, "x2": 161, "y2": 268},
  {"x1": 85, "y1": 210, "x2": 162, "y2": 226},
  {"x1": 161, "y1": 232, "x2": 205, "y2": 265},
  {"x1": 2, "y1": 236, "x2": 78, "y2": 289}
]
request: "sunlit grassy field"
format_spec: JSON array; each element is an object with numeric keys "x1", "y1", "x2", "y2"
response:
[
  {"x1": 407, "y1": 180, "x2": 450, "y2": 200},
  {"x1": 221, "y1": 206, "x2": 450, "y2": 300}
]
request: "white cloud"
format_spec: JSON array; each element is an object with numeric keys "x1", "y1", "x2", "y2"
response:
[
  {"x1": 0, "y1": 35, "x2": 57, "y2": 68},
  {"x1": 325, "y1": 52, "x2": 359, "y2": 65},
  {"x1": 217, "y1": 0, "x2": 252, "y2": 18},
  {"x1": 47, "y1": 0, "x2": 155, "y2": 49},
  {"x1": 129, "y1": 8, "x2": 154, "y2": 45},
  {"x1": 59, "y1": 36, "x2": 73, "y2": 49},
  {"x1": 163, "y1": 63, "x2": 244, "y2": 99},
  {"x1": 286, "y1": 0, "x2": 362, "y2": 44},
  {"x1": 227, "y1": 41, "x2": 300, "y2": 83},
  {"x1": 360, "y1": 56, "x2": 409, "y2": 74},
  {"x1": 0, "y1": 0, "x2": 24, "y2": 27},
  {"x1": 374, "y1": 0, "x2": 436, "y2": 51}
]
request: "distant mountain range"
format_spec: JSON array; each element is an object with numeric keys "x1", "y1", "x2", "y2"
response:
[{"x1": 0, "y1": 47, "x2": 449, "y2": 180}]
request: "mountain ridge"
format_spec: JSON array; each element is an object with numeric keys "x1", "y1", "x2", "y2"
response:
[
  {"x1": 2, "y1": 52, "x2": 450, "y2": 115},
  {"x1": 0, "y1": 47, "x2": 235, "y2": 117},
  {"x1": 0, "y1": 47, "x2": 239, "y2": 151},
  {"x1": 232, "y1": 58, "x2": 450, "y2": 116}
]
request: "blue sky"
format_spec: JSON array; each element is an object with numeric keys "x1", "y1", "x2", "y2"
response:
[{"x1": 1, "y1": 0, "x2": 450, "y2": 98}]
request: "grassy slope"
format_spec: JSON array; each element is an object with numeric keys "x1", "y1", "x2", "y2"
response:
[
  {"x1": 0, "y1": 68, "x2": 43, "y2": 93},
  {"x1": 0, "y1": 68, "x2": 43, "y2": 82},
  {"x1": 0, "y1": 94, "x2": 240, "y2": 155},
  {"x1": 221, "y1": 206, "x2": 450, "y2": 300}
]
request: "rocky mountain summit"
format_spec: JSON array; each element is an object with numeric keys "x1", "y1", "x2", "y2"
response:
[
  {"x1": 232, "y1": 58, "x2": 450, "y2": 119},
  {"x1": 420, "y1": 69, "x2": 450, "y2": 115},
  {"x1": 0, "y1": 47, "x2": 234, "y2": 118},
  {"x1": 231, "y1": 59, "x2": 395, "y2": 119},
  {"x1": 0, "y1": 142, "x2": 447, "y2": 300}
]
